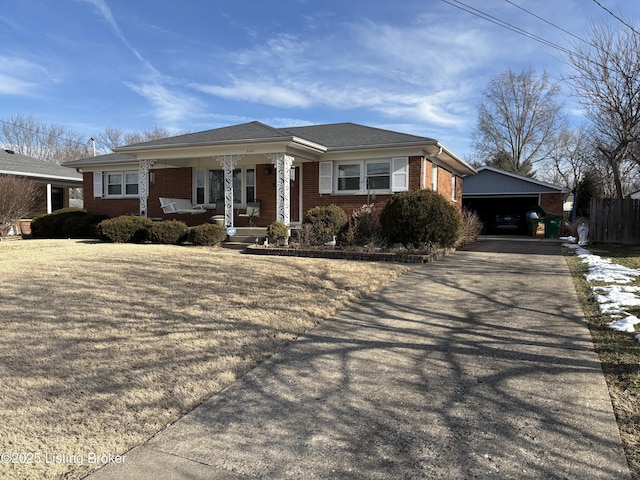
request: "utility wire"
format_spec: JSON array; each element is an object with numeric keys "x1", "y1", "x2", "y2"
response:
[
  {"x1": 440, "y1": 0, "x2": 574, "y2": 55},
  {"x1": 591, "y1": 0, "x2": 640, "y2": 36},
  {"x1": 503, "y1": 0, "x2": 591, "y2": 46}
]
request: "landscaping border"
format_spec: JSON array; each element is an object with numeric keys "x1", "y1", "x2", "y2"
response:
[{"x1": 245, "y1": 245, "x2": 453, "y2": 263}]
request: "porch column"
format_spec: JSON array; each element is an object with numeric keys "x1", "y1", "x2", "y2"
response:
[
  {"x1": 138, "y1": 159, "x2": 156, "y2": 217},
  {"x1": 268, "y1": 153, "x2": 293, "y2": 227},
  {"x1": 46, "y1": 183, "x2": 53, "y2": 214},
  {"x1": 216, "y1": 155, "x2": 242, "y2": 228}
]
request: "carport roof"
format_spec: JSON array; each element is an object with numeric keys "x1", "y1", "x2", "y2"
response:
[
  {"x1": 463, "y1": 166, "x2": 569, "y2": 196},
  {"x1": 0, "y1": 148, "x2": 82, "y2": 184}
]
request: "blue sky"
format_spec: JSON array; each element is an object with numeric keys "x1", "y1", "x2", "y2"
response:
[{"x1": 1, "y1": 0, "x2": 639, "y2": 158}]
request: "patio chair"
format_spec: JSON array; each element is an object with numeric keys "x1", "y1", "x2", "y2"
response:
[{"x1": 239, "y1": 201, "x2": 261, "y2": 226}]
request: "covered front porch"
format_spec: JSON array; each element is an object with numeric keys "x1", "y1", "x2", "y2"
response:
[{"x1": 136, "y1": 151, "x2": 309, "y2": 229}]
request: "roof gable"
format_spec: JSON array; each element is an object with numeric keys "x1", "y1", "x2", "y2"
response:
[
  {"x1": 0, "y1": 149, "x2": 82, "y2": 182},
  {"x1": 463, "y1": 166, "x2": 568, "y2": 195}
]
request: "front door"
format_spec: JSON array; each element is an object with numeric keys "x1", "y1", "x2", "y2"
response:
[{"x1": 290, "y1": 166, "x2": 300, "y2": 223}]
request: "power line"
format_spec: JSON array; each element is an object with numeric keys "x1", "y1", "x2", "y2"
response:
[
  {"x1": 503, "y1": 0, "x2": 591, "y2": 46},
  {"x1": 591, "y1": 0, "x2": 640, "y2": 37},
  {"x1": 440, "y1": 0, "x2": 574, "y2": 56}
]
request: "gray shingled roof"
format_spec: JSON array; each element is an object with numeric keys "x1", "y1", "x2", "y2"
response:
[
  {"x1": 281, "y1": 123, "x2": 436, "y2": 149},
  {"x1": 0, "y1": 148, "x2": 82, "y2": 182},
  {"x1": 119, "y1": 122, "x2": 288, "y2": 148},
  {"x1": 115, "y1": 121, "x2": 437, "y2": 151}
]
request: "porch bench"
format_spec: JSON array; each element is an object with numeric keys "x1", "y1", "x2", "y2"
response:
[{"x1": 159, "y1": 197, "x2": 207, "y2": 214}]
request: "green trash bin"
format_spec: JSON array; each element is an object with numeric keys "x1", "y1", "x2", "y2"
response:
[{"x1": 544, "y1": 215, "x2": 561, "y2": 238}]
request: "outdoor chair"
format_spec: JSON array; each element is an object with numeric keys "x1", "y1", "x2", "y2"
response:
[
  {"x1": 159, "y1": 197, "x2": 206, "y2": 214},
  {"x1": 239, "y1": 201, "x2": 261, "y2": 226}
]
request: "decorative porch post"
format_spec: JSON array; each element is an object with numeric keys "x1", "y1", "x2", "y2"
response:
[
  {"x1": 268, "y1": 153, "x2": 293, "y2": 227},
  {"x1": 216, "y1": 155, "x2": 242, "y2": 228},
  {"x1": 138, "y1": 159, "x2": 156, "y2": 217}
]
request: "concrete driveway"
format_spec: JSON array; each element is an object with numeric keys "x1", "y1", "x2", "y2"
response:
[{"x1": 87, "y1": 237, "x2": 631, "y2": 479}]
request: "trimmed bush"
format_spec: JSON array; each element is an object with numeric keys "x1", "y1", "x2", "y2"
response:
[
  {"x1": 380, "y1": 190, "x2": 462, "y2": 248},
  {"x1": 302, "y1": 204, "x2": 348, "y2": 245},
  {"x1": 31, "y1": 209, "x2": 107, "y2": 239},
  {"x1": 96, "y1": 215, "x2": 153, "y2": 243},
  {"x1": 148, "y1": 220, "x2": 189, "y2": 245},
  {"x1": 187, "y1": 224, "x2": 227, "y2": 246}
]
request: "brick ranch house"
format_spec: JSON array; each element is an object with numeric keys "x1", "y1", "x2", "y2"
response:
[{"x1": 63, "y1": 122, "x2": 475, "y2": 228}]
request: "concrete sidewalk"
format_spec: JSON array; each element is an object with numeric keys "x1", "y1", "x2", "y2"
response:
[{"x1": 87, "y1": 237, "x2": 631, "y2": 479}]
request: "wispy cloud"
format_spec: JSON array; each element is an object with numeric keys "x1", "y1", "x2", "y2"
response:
[
  {"x1": 0, "y1": 56, "x2": 48, "y2": 95},
  {"x1": 77, "y1": 0, "x2": 160, "y2": 77},
  {"x1": 126, "y1": 81, "x2": 204, "y2": 124}
]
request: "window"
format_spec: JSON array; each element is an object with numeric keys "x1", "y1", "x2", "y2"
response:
[
  {"x1": 366, "y1": 162, "x2": 390, "y2": 190},
  {"x1": 196, "y1": 170, "x2": 205, "y2": 205},
  {"x1": 327, "y1": 158, "x2": 407, "y2": 194},
  {"x1": 104, "y1": 171, "x2": 138, "y2": 197},
  {"x1": 246, "y1": 169, "x2": 255, "y2": 203},
  {"x1": 125, "y1": 173, "x2": 138, "y2": 195},
  {"x1": 337, "y1": 163, "x2": 361, "y2": 191},
  {"x1": 107, "y1": 173, "x2": 122, "y2": 195},
  {"x1": 432, "y1": 164, "x2": 438, "y2": 191},
  {"x1": 209, "y1": 169, "x2": 241, "y2": 204},
  {"x1": 451, "y1": 176, "x2": 457, "y2": 201}
]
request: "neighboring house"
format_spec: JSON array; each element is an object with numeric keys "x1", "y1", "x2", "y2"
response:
[
  {"x1": 462, "y1": 166, "x2": 570, "y2": 234},
  {"x1": 0, "y1": 148, "x2": 83, "y2": 234},
  {"x1": 63, "y1": 122, "x2": 475, "y2": 228}
]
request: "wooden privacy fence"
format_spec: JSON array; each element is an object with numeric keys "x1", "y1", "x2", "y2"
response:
[{"x1": 589, "y1": 198, "x2": 640, "y2": 245}]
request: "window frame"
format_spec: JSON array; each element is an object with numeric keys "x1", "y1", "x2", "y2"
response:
[
  {"x1": 195, "y1": 167, "x2": 255, "y2": 207},
  {"x1": 103, "y1": 170, "x2": 139, "y2": 198},
  {"x1": 331, "y1": 158, "x2": 406, "y2": 195}
]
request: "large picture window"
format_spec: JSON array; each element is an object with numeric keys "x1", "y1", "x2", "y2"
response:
[{"x1": 208, "y1": 169, "x2": 242, "y2": 204}]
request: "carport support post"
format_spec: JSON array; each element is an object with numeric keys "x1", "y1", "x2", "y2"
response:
[
  {"x1": 268, "y1": 152, "x2": 293, "y2": 227},
  {"x1": 216, "y1": 155, "x2": 241, "y2": 228},
  {"x1": 138, "y1": 159, "x2": 156, "y2": 217}
]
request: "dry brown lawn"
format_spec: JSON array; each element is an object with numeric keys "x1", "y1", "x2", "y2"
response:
[{"x1": 0, "y1": 240, "x2": 411, "y2": 480}]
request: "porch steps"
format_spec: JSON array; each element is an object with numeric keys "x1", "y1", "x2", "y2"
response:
[{"x1": 223, "y1": 227, "x2": 268, "y2": 250}]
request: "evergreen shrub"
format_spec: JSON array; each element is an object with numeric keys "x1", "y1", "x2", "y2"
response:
[
  {"x1": 148, "y1": 220, "x2": 189, "y2": 244},
  {"x1": 31, "y1": 208, "x2": 105, "y2": 239},
  {"x1": 302, "y1": 204, "x2": 348, "y2": 245},
  {"x1": 187, "y1": 224, "x2": 227, "y2": 246},
  {"x1": 96, "y1": 215, "x2": 153, "y2": 243},
  {"x1": 380, "y1": 190, "x2": 462, "y2": 248}
]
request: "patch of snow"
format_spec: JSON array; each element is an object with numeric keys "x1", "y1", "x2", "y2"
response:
[{"x1": 569, "y1": 244, "x2": 640, "y2": 342}]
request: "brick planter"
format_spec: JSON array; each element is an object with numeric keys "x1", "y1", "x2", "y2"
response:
[{"x1": 245, "y1": 245, "x2": 453, "y2": 264}]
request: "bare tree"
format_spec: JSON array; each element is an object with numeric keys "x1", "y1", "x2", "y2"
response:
[
  {"x1": 0, "y1": 176, "x2": 39, "y2": 237},
  {"x1": 565, "y1": 22, "x2": 640, "y2": 199},
  {"x1": 474, "y1": 69, "x2": 566, "y2": 177},
  {"x1": 0, "y1": 114, "x2": 88, "y2": 164},
  {"x1": 96, "y1": 126, "x2": 175, "y2": 152}
]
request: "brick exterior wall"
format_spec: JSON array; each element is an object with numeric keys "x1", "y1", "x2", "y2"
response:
[
  {"x1": 539, "y1": 192, "x2": 563, "y2": 217},
  {"x1": 84, "y1": 157, "x2": 463, "y2": 226}
]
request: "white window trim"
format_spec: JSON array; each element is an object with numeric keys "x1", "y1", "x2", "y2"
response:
[
  {"x1": 328, "y1": 158, "x2": 408, "y2": 195},
  {"x1": 102, "y1": 170, "x2": 140, "y2": 198},
  {"x1": 451, "y1": 176, "x2": 457, "y2": 201},
  {"x1": 432, "y1": 164, "x2": 438, "y2": 192}
]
